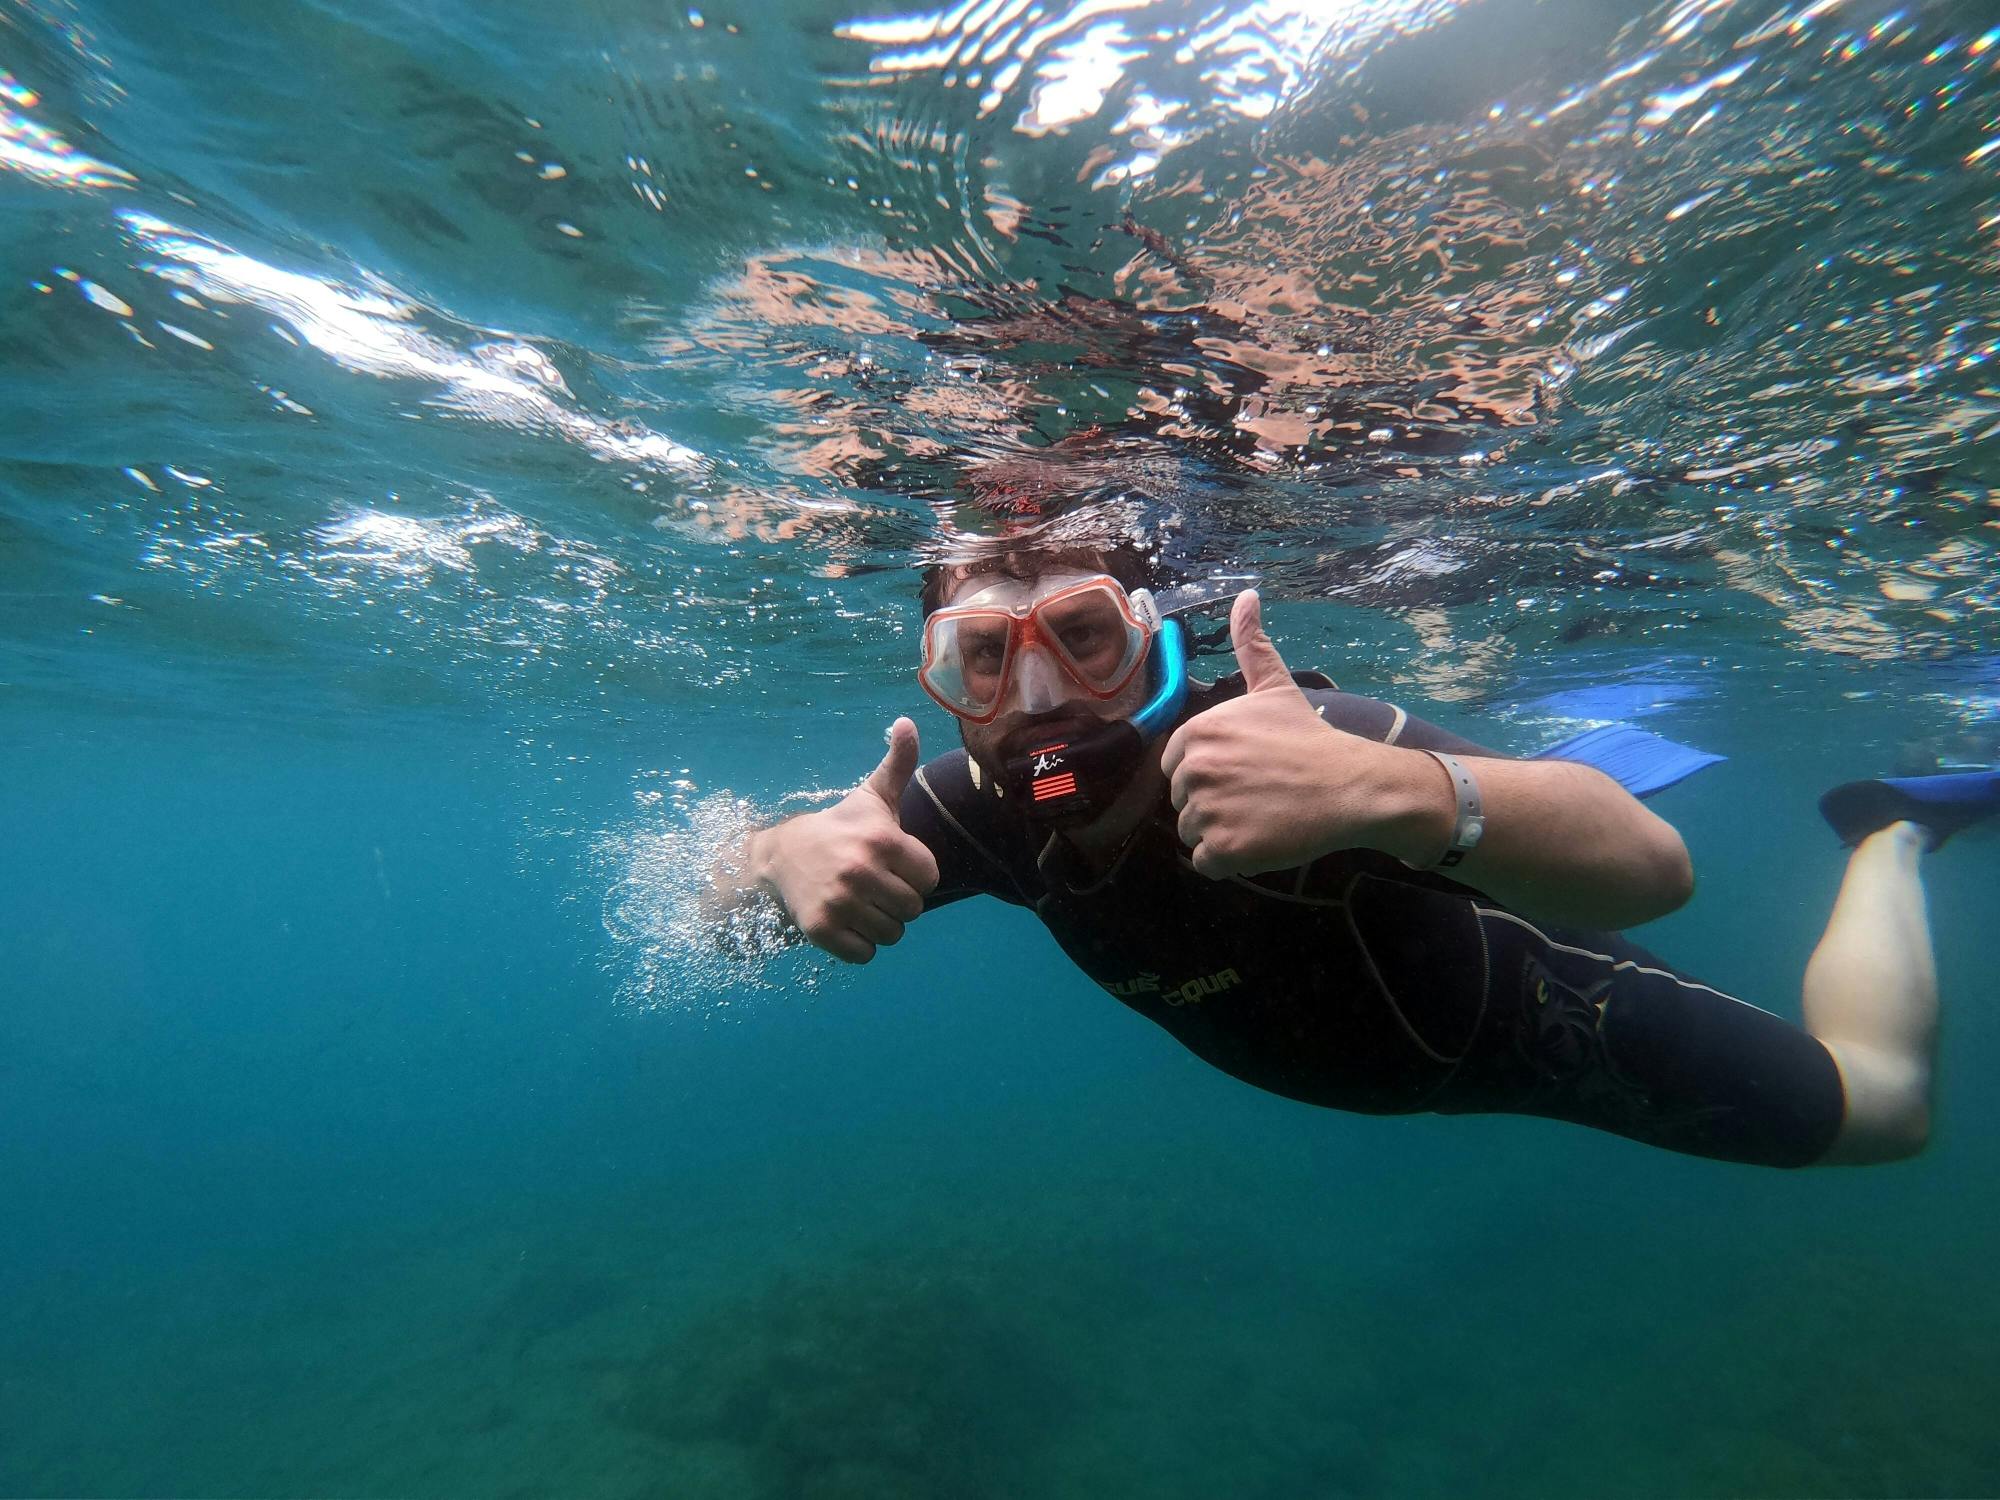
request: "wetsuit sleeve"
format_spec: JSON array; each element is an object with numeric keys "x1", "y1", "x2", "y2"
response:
[
  {"x1": 1302, "y1": 686, "x2": 1502, "y2": 758},
  {"x1": 896, "y1": 749, "x2": 1037, "y2": 911}
]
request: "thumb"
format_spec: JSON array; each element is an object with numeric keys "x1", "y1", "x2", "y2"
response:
[
  {"x1": 860, "y1": 716, "x2": 921, "y2": 819},
  {"x1": 1230, "y1": 589, "x2": 1297, "y2": 695}
]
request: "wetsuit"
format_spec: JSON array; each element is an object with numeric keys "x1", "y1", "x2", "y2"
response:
[{"x1": 899, "y1": 673, "x2": 1846, "y2": 1168}]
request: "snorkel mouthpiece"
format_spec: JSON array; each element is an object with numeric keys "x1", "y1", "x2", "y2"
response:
[
  {"x1": 1000, "y1": 618, "x2": 1187, "y2": 823},
  {"x1": 1007, "y1": 723, "x2": 1143, "y2": 820}
]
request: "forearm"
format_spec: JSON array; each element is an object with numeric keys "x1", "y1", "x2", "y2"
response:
[
  {"x1": 701, "y1": 823, "x2": 803, "y2": 949},
  {"x1": 1371, "y1": 750, "x2": 1694, "y2": 930}
]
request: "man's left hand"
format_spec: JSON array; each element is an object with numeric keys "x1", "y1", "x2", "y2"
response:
[{"x1": 1160, "y1": 590, "x2": 1433, "y2": 879}]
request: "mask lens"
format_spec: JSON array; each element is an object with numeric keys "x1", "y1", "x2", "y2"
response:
[
  {"x1": 1036, "y1": 585, "x2": 1145, "y2": 691},
  {"x1": 920, "y1": 610, "x2": 1015, "y2": 717}
]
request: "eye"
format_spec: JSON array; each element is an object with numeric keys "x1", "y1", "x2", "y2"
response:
[
  {"x1": 1058, "y1": 621, "x2": 1108, "y2": 656},
  {"x1": 1044, "y1": 595, "x2": 1126, "y2": 665},
  {"x1": 962, "y1": 628, "x2": 1008, "y2": 672}
]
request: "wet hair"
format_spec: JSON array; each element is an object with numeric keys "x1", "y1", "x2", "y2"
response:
[{"x1": 919, "y1": 541, "x2": 1156, "y2": 619}]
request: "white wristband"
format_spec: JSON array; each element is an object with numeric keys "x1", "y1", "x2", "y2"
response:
[{"x1": 1416, "y1": 750, "x2": 1485, "y2": 871}]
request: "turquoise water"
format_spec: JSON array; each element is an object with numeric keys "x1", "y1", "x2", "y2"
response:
[{"x1": 4, "y1": 0, "x2": 2000, "y2": 1494}]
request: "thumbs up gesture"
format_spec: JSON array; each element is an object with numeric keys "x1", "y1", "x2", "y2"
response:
[
  {"x1": 746, "y1": 717, "x2": 942, "y2": 962},
  {"x1": 1160, "y1": 591, "x2": 1396, "y2": 879}
]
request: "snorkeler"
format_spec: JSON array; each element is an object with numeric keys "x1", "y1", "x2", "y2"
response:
[{"x1": 716, "y1": 543, "x2": 1997, "y2": 1167}]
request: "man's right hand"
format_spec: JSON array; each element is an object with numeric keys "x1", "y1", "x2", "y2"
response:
[{"x1": 744, "y1": 717, "x2": 941, "y2": 963}]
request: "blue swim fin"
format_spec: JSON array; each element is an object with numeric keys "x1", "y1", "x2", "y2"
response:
[
  {"x1": 1531, "y1": 723, "x2": 1725, "y2": 800},
  {"x1": 1819, "y1": 769, "x2": 2000, "y2": 849}
]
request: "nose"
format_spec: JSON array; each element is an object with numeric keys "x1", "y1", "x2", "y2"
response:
[{"x1": 1004, "y1": 642, "x2": 1071, "y2": 714}]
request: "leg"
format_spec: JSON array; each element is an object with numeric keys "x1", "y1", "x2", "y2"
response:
[
  {"x1": 1433, "y1": 910, "x2": 1847, "y2": 1167},
  {"x1": 1801, "y1": 821, "x2": 1937, "y2": 1164}
]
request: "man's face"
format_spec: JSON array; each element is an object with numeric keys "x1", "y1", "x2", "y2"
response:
[{"x1": 937, "y1": 565, "x2": 1154, "y2": 778}]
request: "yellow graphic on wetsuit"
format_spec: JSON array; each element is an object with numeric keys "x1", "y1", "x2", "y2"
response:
[{"x1": 1100, "y1": 968, "x2": 1243, "y2": 1007}]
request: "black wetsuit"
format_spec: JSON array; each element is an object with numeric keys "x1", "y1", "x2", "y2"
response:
[{"x1": 899, "y1": 673, "x2": 1847, "y2": 1168}]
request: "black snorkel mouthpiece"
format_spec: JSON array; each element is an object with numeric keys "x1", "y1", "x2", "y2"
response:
[
  {"x1": 998, "y1": 617, "x2": 1189, "y2": 824},
  {"x1": 1002, "y1": 721, "x2": 1146, "y2": 822}
]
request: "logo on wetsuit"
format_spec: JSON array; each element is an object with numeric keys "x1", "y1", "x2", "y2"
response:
[{"x1": 1100, "y1": 967, "x2": 1243, "y2": 1007}]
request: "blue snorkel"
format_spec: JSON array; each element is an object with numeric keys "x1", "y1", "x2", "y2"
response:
[
  {"x1": 1001, "y1": 614, "x2": 1189, "y2": 823},
  {"x1": 1131, "y1": 617, "x2": 1189, "y2": 740}
]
